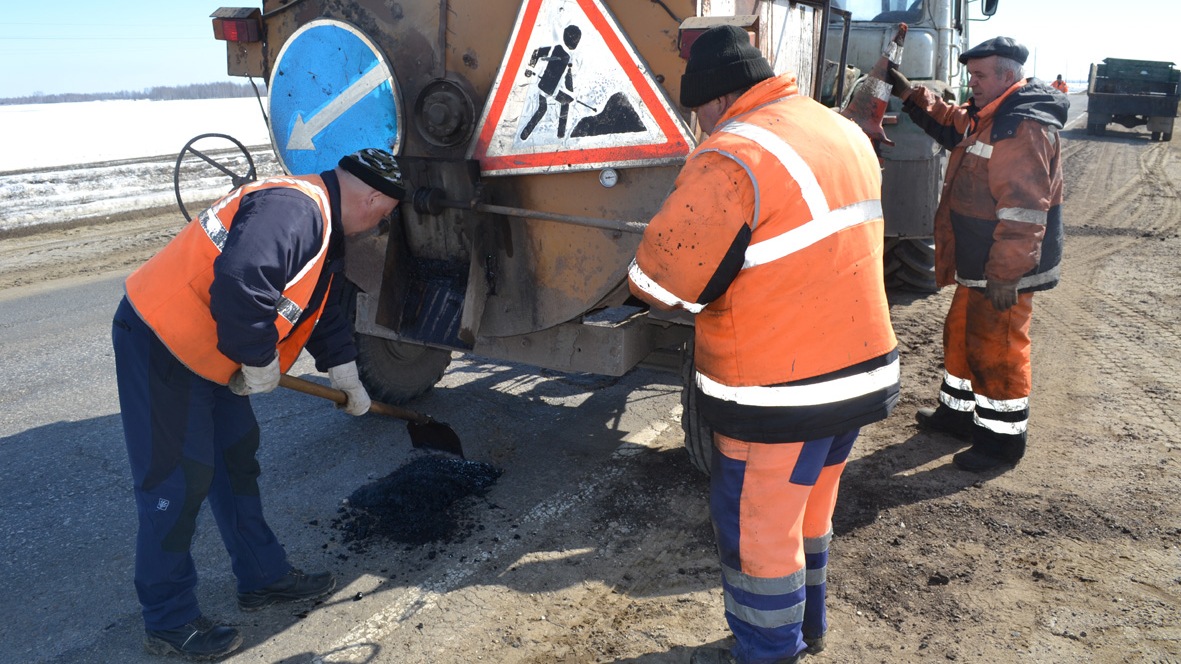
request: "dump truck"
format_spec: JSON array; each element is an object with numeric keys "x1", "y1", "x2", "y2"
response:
[
  {"x1": 1086, "y1": 58, "x2": 1179, "y2": 141},
  {"x1": 201, "y1": 0, "x2": 998, "y2": 472}
]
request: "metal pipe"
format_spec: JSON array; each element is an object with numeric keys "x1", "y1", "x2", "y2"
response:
[{"x1": 441, "y1": 199, "x2": 648, "y2": 235}]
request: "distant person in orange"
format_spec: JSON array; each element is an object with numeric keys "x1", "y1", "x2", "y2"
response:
[{"x1": 1051, "y1": 74, "x2": 1069, "y2": 93}]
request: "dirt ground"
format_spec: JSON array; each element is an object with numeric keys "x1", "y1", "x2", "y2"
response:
[{"x1": 3, "y1": 125, "x2": 1179, "y2": 664}]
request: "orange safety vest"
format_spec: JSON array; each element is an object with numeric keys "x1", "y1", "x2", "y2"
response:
[
  {"x1": 631, "y1": 75, "x2": 898, "y2": 439},
  {"x1": 1051, "y1": 79, "x2": 1068, "y2": 93},
  {"x1": 125, "y1": 176, "x2": 334, "y2": 385}
]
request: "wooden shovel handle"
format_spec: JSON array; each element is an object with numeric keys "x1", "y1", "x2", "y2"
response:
[{"x1": 278, "y1": 374, "x2": 429, "y2": 424}]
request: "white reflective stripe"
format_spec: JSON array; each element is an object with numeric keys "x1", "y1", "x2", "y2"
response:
[
  {"x1": 805, "y1": 567, "x2": 827, "y2": 586},
  {"x1": 628, "y1": 259, "x2": 705, "y2": 314},
  {"x1": 866, "y1": 76, "x2": 891, "y2": 102},
  {"x1": 721, "y1": 121, "x2": 829, "y2": 220},
  {"x1": 939, "y1": 392, "x2": 975, "y2": 412},
  {"x1": 199, "y1": 209, "x2": 229, "y2": 251},
  {"x1": 974, "y1": 413, "x2": 1028, "y2": 435},
  {"x1": 966, "y1": 141, "x2": 993, "y2": 159},
  {"x1": 976, "y1": 394, "x2": 1029, "y2": 412},
  {"x1": 997, "y1": 207, "x2": 1048, "y2": 225},
  {"x1": 722, "y1": 563, "x2": 805, "y2": 596},
  {"x1": 943, "y1": 371, "x2": 972, "y2": 392},
  {"x1": 743, "y1": 200, "x2": 882, "y2": 269},
  {"x1": 725, "y1": 592, "x2": 806, "y2": 628},
  {"x1": 696, "y1": 357, "x2": 899, "y2": 407},
  {"x1": 803, "y1": 531, "x2": 832, "y2": 554},
  {"x1": 275, "y1": 297, "x2": 303, "y2": 325},
  {"x1": 698, "y1": 148, "x2": 762, "y2": 231}
]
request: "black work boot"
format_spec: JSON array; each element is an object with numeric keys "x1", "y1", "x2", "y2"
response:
[
  {"x1": 915, "y1": 406, "x2": 973, "y2": 441},
  {"x1": 803, "y1": 632, "x2": 826, "y2": 654},
  {"x1": 143, "y1": 616, "x2": 243, "y2": 660},
  {"x1": 237, "y1": 568, "x2": 336, "y2": 612}
]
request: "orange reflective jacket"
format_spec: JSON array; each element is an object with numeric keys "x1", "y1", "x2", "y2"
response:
[
  {"x1": 125, "y1": 176, "x2": 333, "y2": 384},
  {"x1": 1051, "y1": 79, "x2": 1068, "y2": 93},
  {"x1": 629, "y1": 74, "x2": 898, "y2": 441}
]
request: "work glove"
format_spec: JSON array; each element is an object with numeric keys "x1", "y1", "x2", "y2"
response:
[
  {"x1": 888, "y1": 67, "x2": 913, "y2": 100},
  {"x1": 328, "y1": 361, "x2": 372, "y2": 416},
  {"x1": 985, "y1": 279, "x2": 1019, "y2": 312},
  {"x1": 229, "y1": 356, "x2": 281, "y2": 396}
]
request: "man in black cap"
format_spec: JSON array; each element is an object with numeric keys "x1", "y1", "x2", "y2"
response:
[
  {"x1": 112, "y1": 147, "x2": 405, "y2": 659},
  {"x1": 629, "y1": 24, "x2": 898, "y2": 664},
  {"x1": 890, "y1": 37, "x2": 1068, "y2": 472}
]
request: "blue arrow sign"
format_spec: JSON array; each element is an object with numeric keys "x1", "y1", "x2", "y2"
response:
[{"x1": 268, "y1": 19, "x2": 403, "y2": 175}]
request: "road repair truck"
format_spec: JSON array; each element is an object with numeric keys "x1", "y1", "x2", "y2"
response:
[
  {"x1": 1086, "y1": 57, "x2": 1180, "y2": 141},
  {"x1": 202, "y1": 0, "x2": 999, "y2": 471}
]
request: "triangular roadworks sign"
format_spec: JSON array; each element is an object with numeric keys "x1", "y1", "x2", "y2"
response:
[{"x1": 467, "y1": 0, "x2": 695, "y2": 176}]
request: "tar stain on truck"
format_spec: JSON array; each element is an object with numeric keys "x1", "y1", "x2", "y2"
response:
[{"x1": 332, "y1": 456, "x2": 503, "y2": 552}]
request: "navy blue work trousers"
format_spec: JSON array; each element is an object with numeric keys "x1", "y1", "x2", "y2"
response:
[{"x1": 112, "y1": 296, "x2": 290, "y2": 631}]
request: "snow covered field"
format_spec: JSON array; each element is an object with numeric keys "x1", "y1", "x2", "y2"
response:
[{"x1": 0, "y1": 98, "x2": 280, "y2": 232}]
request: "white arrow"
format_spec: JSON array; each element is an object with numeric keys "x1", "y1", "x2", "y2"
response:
[{"x1": 286, "y1": 64, "x2": 390, "y2": 151}]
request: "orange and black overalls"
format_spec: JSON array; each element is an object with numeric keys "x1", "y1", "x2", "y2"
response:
[
  {"x1": 903, "y1": 79, "x2": 1067, "y2": 462},
  {"x1": 629, "y1": 73, "x2": 898, "y2": 663}
]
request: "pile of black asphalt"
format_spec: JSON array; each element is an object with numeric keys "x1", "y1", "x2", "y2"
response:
[{"x1": 332, "y1": 455, "x2": 502, "y2": 552}]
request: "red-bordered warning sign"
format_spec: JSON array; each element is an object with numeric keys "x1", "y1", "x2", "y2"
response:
[{"x1": 467, "y1": 0, "x2": 695, "y2": 176}]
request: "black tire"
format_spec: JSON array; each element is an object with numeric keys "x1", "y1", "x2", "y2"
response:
[
  {"x1": 883, "y1": 237, "x2": 937, "y2": 293},
  {"x1": 354, "y1": 335, "x2": 452, "y2": 405},
  {"x1": 1152, "y1": 131, "x2": 1162, "y2": 142},
  {"x1": 1165, "y1": 133, "x2": 1173, "y2": 142},
  {"x1": 1091, "y1": 123, "x2": 1106, "y2": 137},
  {"x1": 680, "y1": 340, "x2": 713, "y2": 476}
]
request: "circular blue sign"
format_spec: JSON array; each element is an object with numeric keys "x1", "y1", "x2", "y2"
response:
[{"x1": 268, "y1": 19, "x2": 403, "y2": 175}]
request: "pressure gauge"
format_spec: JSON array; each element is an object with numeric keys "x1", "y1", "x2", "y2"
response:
[{"x1": 599, "y1": 168, "x2": 619, "y2": 188}]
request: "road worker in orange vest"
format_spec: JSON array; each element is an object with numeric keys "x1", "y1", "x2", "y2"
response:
[
  {"x1": 628, "y1": 25, "x2": 899, "y2": 664},
  {"x1": 889, "y1": 37, "x2": 1067, "y2": 472},
  {"x1": 112, "y1": 148, "x2": 404, "y2": 660},
  {"x1": 1051, "y1": 74, "x2": 1069, "y2": 93}
]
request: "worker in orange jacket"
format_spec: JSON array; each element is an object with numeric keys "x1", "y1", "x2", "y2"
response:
[
  {"x1": 1051, "y1": 74, "x2": 1069, "y2": 93},
  {"x1": 112, "y1": 148, "x2": 404, "y2": 660},
  {"x1": 629, "y1": 25, "x2": 898, "y2": 664},
  {"x1": 890, "y1": 37, "x2": 1067, "y2": 472}
]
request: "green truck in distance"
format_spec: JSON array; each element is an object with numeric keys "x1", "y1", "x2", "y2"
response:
[{"x1": 1086, "y1": 58, "x2": 1180, "y2": 141}]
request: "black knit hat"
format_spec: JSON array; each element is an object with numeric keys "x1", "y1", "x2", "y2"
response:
[
  {"x1": 681, "y1": 25, "x2": 775, "y2": 108},
  {"x1": 338, "y1": 148, "x2": 406, "y2": 200},
  {"x1": 959, "y1": 36, "x2": 1029, "y2": 65}
]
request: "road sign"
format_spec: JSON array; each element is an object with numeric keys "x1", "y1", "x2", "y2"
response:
[
  {"x1": 468, "y1": 0, "x2": 695, "y2": 176},
  {"x1": 268, "y1": 19, "x2": 403, "y2": 176}
]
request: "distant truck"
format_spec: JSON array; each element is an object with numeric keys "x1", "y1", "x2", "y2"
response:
[{"x1": 1086, "y1": 58, "x2": 1180, "y2": 141}]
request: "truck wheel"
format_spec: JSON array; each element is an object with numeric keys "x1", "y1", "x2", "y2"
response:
[
  {"x1": 1165, "y1": 133, "x2": 1173, "y2": 142},
  {"x1": 1152, "y1": 132, "x2": 1162, "y2": 142},
  {"x1": 1089, "y1": 123, "x2": 1106, "y2": 136},
  {"x1": 883, "y1": 237, "x2": 937, "y2": 293},
  {"x1": 680, "y1": 340, "x2": 713, "y2": 476},
  {"x1": 354, "y1": 335, "x2": 452, "y2": 405}
]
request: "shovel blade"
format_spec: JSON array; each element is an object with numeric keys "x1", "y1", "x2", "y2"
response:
[{"x1": 406, "y1": 420, "x2": 465, "y2": 458}]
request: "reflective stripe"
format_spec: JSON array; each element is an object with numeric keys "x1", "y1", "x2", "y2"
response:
[
  {"x1": 976, "y1": 394, "x2": 1028, "y2": 412},
  {"x1": 966, "y1": 141, "x2": 993, "y2": 159},
  {"x1": 805, "y1": 568, "x2": 827, "y2": 586},
  {"x1": 940, "y1": 392, "x2": 975, "y2": 412},
  {"x1": 199, "y1": 208, "x2": 229, "y2": 251},
  {"x1": 628, "y1": 259, "x2": 704, "y2": 313},
  {"x1": 865, "y1": 75, "x2": 891, "y2": 102},
  {"x1": 696, "y1": 356, "x2": 899, "y2": 407},
  {"x1": 957, "y1": 265, "x2": 1060, "y2": 290},
  {"x1": 724, "y1": 592, "x2": 806, "y2": 629},
  {"x1": 804, "y1": 531, "x2": 832, "y2": 554},
  {"x1": 721, "y1": 121, "x2": 829, "y2": 220},
  {"x1": 276, "y1": 297, "x2": 303, "y2": 325},
  {"x1": 997, "y1": 207, "x2": 1048, "y2": 225},
  {"x1": 743, "y1": 200, "x2": 883, "y2": 269},
  {"x1": 943, "y1": 371, "x2": 972, "y2": 392},
  {"x1": 974, "y1": 412, "x2": 1028, "y2": 435},
  {"x1": 722, "y1": 563, "x2": 805, "y2": 596}
]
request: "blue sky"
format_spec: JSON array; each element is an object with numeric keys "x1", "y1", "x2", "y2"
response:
[{"x1": 2, "y1": 0, "x2": 1178, "y2": 97}]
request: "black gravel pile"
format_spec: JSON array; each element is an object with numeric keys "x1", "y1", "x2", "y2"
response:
[{"x1": 332, "y1": 456, "x2": 502, "y2": 551}]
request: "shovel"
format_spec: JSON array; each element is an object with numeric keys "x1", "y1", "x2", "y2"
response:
[{"x1": 278, "y1": 374, "x2": 464, "y2": 458}]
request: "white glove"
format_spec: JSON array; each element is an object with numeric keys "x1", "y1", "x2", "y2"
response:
[
  {"x1": 228, "y1": 356, "x2": 281, "y2": 396},
  {"x1": 328, "y1": 361, "x2": 371, "y2": 416}
]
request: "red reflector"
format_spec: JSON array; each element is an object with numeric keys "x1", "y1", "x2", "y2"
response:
[{"x1": 212, "y1": 17, "x2": 260, "y2": 43}]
